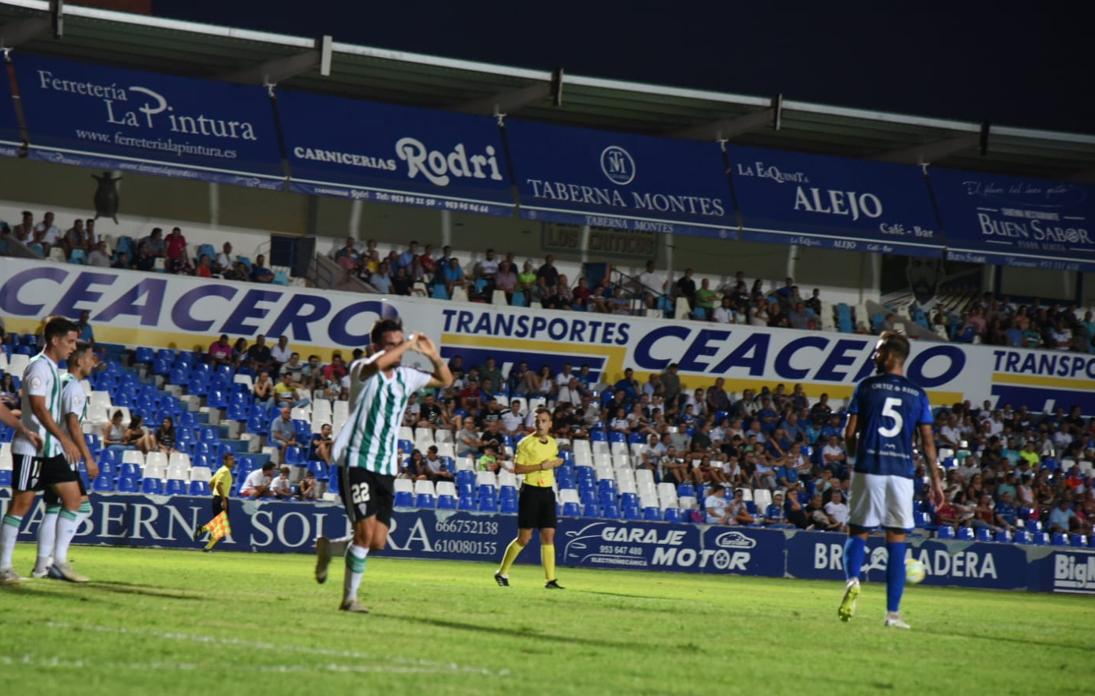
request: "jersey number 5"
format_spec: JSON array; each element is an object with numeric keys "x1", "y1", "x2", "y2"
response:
[
  {"x1": 351, "y1": 482, "x2": 371, "y2": 505},
  {"x1": 878, "y1": 397, "x2": 903, "y2": 437}
]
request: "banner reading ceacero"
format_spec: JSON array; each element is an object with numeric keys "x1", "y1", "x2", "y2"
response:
[{"x1": 1, "y1": 257, "x2": 1093, "y2": 413}]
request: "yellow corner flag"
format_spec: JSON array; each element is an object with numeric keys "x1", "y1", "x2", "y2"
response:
[{"x1": 205, "y1": 511, "x2": 231, "y2": 549}]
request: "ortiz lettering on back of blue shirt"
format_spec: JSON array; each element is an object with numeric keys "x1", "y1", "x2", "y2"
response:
[{"x1": 847, "y1": 373, "x2": 932, "y2": 479}]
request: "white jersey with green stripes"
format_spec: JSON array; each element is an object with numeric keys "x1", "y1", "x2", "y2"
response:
[
  {"x1": 331, "y1": 359, "x2": 432, "y2": 476},
  {"x1": 13, "y1": 352, "x2": 63, "y2": 457},
  {"x1": 60, "y1": 374, "x2": 89, "y2": 435}
]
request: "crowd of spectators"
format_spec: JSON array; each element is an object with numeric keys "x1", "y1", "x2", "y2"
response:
[
  {"x1": 913, "y1": 293, "x2": 1095, "y2": 354},
  {"x1": 212, "y1": 327, "x2": 1093, "y2": 535}
]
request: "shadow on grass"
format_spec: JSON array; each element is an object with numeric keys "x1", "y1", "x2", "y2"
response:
[
  {"x1": 84, "y1": 581, "x2": 203, "y2": 601},
  {"x1": 388, "y1": 614, "x2": 657, "y2": 651},
  {"x1": 0, "y1": 584, "x2": 106, "y2": 604},
  {"x1": 916, "y1": 627, "x2": 1088, "y2": 652}
]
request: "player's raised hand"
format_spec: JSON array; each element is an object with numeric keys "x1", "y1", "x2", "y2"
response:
[{"x1": 414, "y1": 333, "x2": 439, "y2": 357}]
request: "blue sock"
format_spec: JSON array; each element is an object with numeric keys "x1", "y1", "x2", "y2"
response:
[
  {"x1": 886, "y1": 541, "x2": 907, "y2": 613},
  {"x1": 843, "y1": 536, "x2": 865, "y2": 582}
]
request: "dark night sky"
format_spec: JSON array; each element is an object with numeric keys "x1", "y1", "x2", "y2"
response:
[{"x1": 151, "y1": 0, "x2": 1093, "y2": 134}]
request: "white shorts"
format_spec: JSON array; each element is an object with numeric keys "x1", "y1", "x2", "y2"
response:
[{"x1": 848, "y1": 472, "x2": 914, "y2": 531}]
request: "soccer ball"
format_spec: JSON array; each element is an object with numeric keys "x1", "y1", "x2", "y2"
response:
[{"x1": 905, "y1": 558, "x2": 926, "y2": 585}]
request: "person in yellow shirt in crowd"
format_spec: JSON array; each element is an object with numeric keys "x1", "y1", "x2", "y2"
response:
[{"x1": 494, "y1": 408, "x2": 564, "y2": 589}]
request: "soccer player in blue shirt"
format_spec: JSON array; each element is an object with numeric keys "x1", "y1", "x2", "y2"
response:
[{"x1": 838, "y1": 331, "x2": 944, "y2": 629}]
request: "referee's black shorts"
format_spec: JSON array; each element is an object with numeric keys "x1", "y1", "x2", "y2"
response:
[
  {"x1": 211, "y1": 495, "x2": 229, "y2": 517},
  {"x1": 518, "y1": 484, "x2": 556, "y2": 530}
]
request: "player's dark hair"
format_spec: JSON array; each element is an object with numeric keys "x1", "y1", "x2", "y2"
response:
[
  {"x1": 370, "y1": 318, "x2": 404, "y2": 345},
  {"x1": 535, "y1": 407, "x2": 552, "y2": 420},
  {"x1": 879, "y1": 330, "x2": 911, "y2": 363},
  {"x1": 43, "y1": 316, "x2": 77, "y2": 344},
  {"x1": 262, "y1": 461, "x2": 276, "y2": 472},
  {"x1": 70, "y1": 341, "x2": 92, "y2": 361}
]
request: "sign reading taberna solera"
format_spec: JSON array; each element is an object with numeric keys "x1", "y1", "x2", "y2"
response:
[
  {"x1": 728, "y1": 144, "x2": 943, "y2": 258},
  {"x1": 12, "y1": 52, "x2": 285, "y2": 188},
  {"x1": 276, "y1": 88, "x2": 514, "y2": 217},
  {"x1": 505, "y1": 118, "x2": 737, "y2": 239},
  {"x1": 930, "y1": 168, "x2": 1095, "y2": 273}
]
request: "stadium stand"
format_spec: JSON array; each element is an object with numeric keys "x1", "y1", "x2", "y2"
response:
[{"x1": 2, "y1": 321, "x2": 1092, "y2": 548}]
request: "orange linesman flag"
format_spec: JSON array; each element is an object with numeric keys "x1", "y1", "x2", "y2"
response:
[{"x1": 206, "y1": 511, "x2": 231, "y2": 542}]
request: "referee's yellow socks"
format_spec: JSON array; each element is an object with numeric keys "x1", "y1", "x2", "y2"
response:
[
  {"x1": 499, "y1": 538, "x2": 526, "y2": 575},
  {"x1": 541, "y1": 545, "x2": 556, "y2": 582}
]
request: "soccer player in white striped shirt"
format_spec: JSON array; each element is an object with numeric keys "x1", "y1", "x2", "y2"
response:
[{"x1": 314, "y1": 319, "x2": 452, "y2": 612}]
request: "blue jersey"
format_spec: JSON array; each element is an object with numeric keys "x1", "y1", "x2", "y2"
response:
[{"x1": 847, "y1": 372, "x2": 933, "y2": 479}]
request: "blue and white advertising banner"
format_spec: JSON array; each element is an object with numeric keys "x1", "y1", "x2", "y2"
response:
[
  {"x1": 0, "y1": 60, "x2": 20, "y2": 157},
  {"x1": 728, "y1": 144, "x2": 943, "y2": 257},
  {"x1": 3, "y1": 493, "x2": 1087, "y2": 593},
  {"x1": 277, "y1": 90, "x2": 514, "y2": 216},
  {"x1": 930, "y1": 168, "x2": 1095, "y2": 272},
  {"x1": 12, "y1": 53, "x2": 285, "y2": 188},
  {"x1": 2, "y1": 256, "x2": 1094, "y2": 414},
  {"x1": 787, "y1": 532, "x2": 1028, "y2": 590},
  {"x1": 506, "y1": 119, "x2": 736, "y2": 238}
]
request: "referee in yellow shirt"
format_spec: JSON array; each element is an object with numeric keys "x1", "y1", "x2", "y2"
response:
[
  {"x1": 495, "y1": 408, "x2": 564, "y2": 589},
  {"x1": 194, "y1": 453, "x2": 234, "y2": 550}
]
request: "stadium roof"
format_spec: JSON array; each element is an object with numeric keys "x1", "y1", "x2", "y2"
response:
[{"x1": 2, "y1": 0, "x2": 1094, "y2": 181}]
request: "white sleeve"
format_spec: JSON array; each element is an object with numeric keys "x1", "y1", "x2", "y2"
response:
[
  {"x1": 403, "y1": 367, "x2": 434, "y2": 393},
  {"x1": 24, "y1": 360, "x2": 51, "y2": 398},
  {"x1": 62, "y1": 382, "x2": 86, "y2": 417}
]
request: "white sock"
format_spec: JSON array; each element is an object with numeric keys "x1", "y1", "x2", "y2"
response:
[
  {"x1": 36, "y1": 506, "x2": 61, "y2": 571},
  {"x1": 53, "y1": 509, "x2": 80, "y2": 566},
  {"x1": 1, "y1": 515, "x2": 22, "y2": 570},
  {"x1": 343, "y1": 544, "x2": 369, "y2": 603},
  {"x1": 76, "y1": 500, "x2": 92, "y2": 529}
]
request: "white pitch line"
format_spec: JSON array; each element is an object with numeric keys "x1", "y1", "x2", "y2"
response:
[{"x1": 43, "y1": 621, "x2": 509, "y2": 677}]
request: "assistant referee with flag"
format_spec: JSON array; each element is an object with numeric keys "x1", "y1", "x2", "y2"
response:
[{"x1": 495, "y1": 408, "x2": 564, "y2": 589}]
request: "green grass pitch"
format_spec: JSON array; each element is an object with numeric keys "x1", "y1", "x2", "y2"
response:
[{"x1": 0, "y1": 545, "x2": 1091, "y2": 695}]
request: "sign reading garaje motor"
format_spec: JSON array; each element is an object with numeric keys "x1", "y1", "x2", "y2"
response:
[
  {"x1": 12, "y1": 52, "x2": 285, "y2": 189},
  {"x1": 1, "y1": 257, "x2": 1093, "y2": 413}
]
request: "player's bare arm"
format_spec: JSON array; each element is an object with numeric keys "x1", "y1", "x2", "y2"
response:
[
  {"x1": 0, "y1": 403, "x2": 42, "y2": 450},
  {"x1": 66, "y1": 411, "x2": 98, "y2": 480},
  {"x1": 918, "y1": 424, "x2": 944, "y2": 508},
  {"x1": 30, "y1": 394, "x2": 80, "y2": 463},
  {"x1": 843, "y1": 414, "x2": 858, "y2": 455},
  {"x1": 414, "y1": 334, "x2": 454, "y2": 389}
]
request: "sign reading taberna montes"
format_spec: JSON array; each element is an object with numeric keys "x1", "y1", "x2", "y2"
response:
[
  {"x1": 276, "y1": 89, "x2": 514, "y2": 217},
  {"x1": 728, "y1": 144, "x2": 943, "y2": 258},
  {"x1": 930, "y1": 168, "x2": 1095, "y2": 273},
  {"x1": 12, "y1": 52, "x2": 284, "y2": 189},
  {"x1": 504, "y1": 119, "x2": 736, "y2": 238}
]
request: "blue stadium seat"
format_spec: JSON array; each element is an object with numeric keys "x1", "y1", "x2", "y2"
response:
[
  {"x1": 394, "y1": 491, "x2": 414, "y2": 507},
  {"x1": 993, "y1": 529, "x2": 1011, "y2": 543},
  {"x1": 956, "y1": 527, "x2": 974, "y2": 541},
  {"x1": 0, "y1": 470, "x2": 10, "y2": 487},
  {"x1": 1032, "y1": 532, "x2": 1049, "y2": 546},
  {"x1": 663, "y1": 508, "x2": 682, "y2": 523},
  {"x1": 621, "y1": 506, "x2": 640, "y2": 521},
  {"x1": 1070, "y1": 534, "x2": 1087, "y2": 548},
  {"x1": 189, "y1": 481, "x2": 211, "y2": 496},
  {"x1": 165, "y1": 479, "x2": 187, "y2": 496},
  {"x1": 1012, "y1": 530, "x2": 1031, "y2": 544},
  {"x1": 499, "y1": 497, "x2": 518, "y2": 514},
  {"x1": 974, "y1": 527, "x2": 992, "y2": 542},
  {"x1": 935, "y1": 526, "x2": 955, "y2": 539},
  {"x1": 116, "y1": 476, "x2": 139, "y2": 493},
  {"x1": 589, "y1": 429, "x2": 606, "y2": 442},
  {"x1": 437, "y1": 495, "x2": 457, "y2": 510},
  {"x1": 1023, "y1": 519, "x2": 1043, "y2": 533},
  {"x1": 562, "y1": 502, "x2": 581, "y2": 517},
  {"x1": 582, "y1": 502, "x2": 599, "y2": 518},
  {"x1": 284, "y1": 446, "x2": 304, "y2": 466},
  {"x1": 642, "y1": 507, "x2": 661, "y2": 521},
  {"x1": 476, "y1": 497, "x2": 497, "y2": 513},
  {"x1": 457, "y1": 495, "x2": 475, "y2": 511},
  {"x1": 141, "y1": 478, "x2": 164, "y2": 495},
  {"x1": 600, "y1": 505, "x2": 619, "y2": 519},
  {"x1": 398, "y1": 439, "x2": 413, "y2": 455},
  {"x1": 677, "y1": 483, "x2": 695, "y2": 498},
  {"x1": 1050, "y1": 532, "x2": 1068, "y2": 546}
]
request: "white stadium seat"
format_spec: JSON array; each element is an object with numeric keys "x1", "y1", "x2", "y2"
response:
[
  {"x1": 753, "y1": 488, "x2": 773, "y2": 512},
  {"x1": 413, "y1": 480, "x2": 436, "y2": 497},
  {"x1": 122, "y1": 450, "x2": 145, "y2": 467},
  {"x1": 394, "y1": 478, "x2": 414, "y2": 494},
  {"x1": 435, "y1": 481, "x2": 457, "y2": 498}
]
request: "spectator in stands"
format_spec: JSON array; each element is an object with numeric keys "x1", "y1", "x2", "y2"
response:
[
  {"x1": 0, "y1": 373, "x2": 17, "y2": 411},
  {"x1": 424, "y1": 446, "x2": 453, "y2": 483},
  {"x1": 251, "y1": 254, "x2": 275, "y2": 283},
  {"x1": 537, "y1": 254, "x2": 559, "y2": 288},
  {"x1": 439, "y1": 257, "x2": 465, "y2": 297},
  {"x1": 310, "y1": 423, "x2": 333, "y2": 464},
  {"x1": 247, "y1": 335, "x2": 274, "y2": 372},
  {"x1": 675, "y1": 268, "x2": 696, "y2": 310},
  {"x1": 713, "y1": 296, "x2": 735, "y2": 324},
  {"x1": 241, "y1": 462, "x2": 276, "y2": 498},
  {"x1": 571, "y1": 276, "x2": 592, "y2": 310},
  {"x1": 693, "y1": 278, "x2": 717, "y2": 318},
  {"x1": 1048, "y1": 497, "x2": 1079, "y2": 533},
  {"x1": 495, "y1": 260, "x2": 518, "y2": 303},
  {"x1": 299, "y1": 470, "x2": 318, "y2": 500},
  {"x1": 75, "y1": 310, "x2": 94, "y2": 343},
  {"x1": 727, "y1": 488, "x2": 755, "y2": 525},
  {"x1": 209, "y1": 334, "x2": 232, "y2": 364},
  {"x1": 455, "y1": 417, "x2": 482, "y2": 458},
  {"x1": 805, "y1": 288, "x2": 822, "y2": 316},
  {"x1": 223, "y1": 260, "x2": 250, "y2": 281},
  {"x1": 194, "y1": 254, "x2": 214, "y2": 278},
  {"x1": 477, "y1": 445, "x2": 500, "y2": 473},
  {"x1": 809, "y1": 393, "x2": 832, "y2": 426},
  {"x1": 62, "y1": 218, "x2": 84, "y2": 257},
  {"x1": 273, "y1": 372, "x2": 300, "y2": 407},
  {"x1": 270, "y1": 407, "x2": 298, "y2": 459},
  {"x1": 806, "y1": 493, "x2": 840, "y2": 530},
  {"x1": 87, "y1": 241, "x2": 111, "y2": 267},
  {"x1": 335, "y1": 237, "x2": 359, "y2": 270},
  {"x1": 252, "y1": 372, "x2": 274, "y2": 408},
  {"x1": 704, "y1": 483, "x2": 730, "y2": 524},
  {"x1": 214, "y1": 242, "x2": 233, "y2": 274},
  {"x1": 155, "y1": 416, "x2": 177, "y2": 455},
  {"x1": 270, "y1": 466, "x2": 293, "y2": 499},
  {"x1": 141, "y1": 227, "x2": 166, "y2": 258},
  {"x1": 135, "y1": 241, "x2": 156, "y2": 271},
  {"x1": 32, "y1": 211, "x2": 61, "y2": 253},
  {"x1": 824, "y1": 490, "x2": 849, "y2": 531},
  {"x1": 102, "y1": 409, "x2": 127, "y2": 446},
  {"x1": 11, "y1": 210, "x2": 33, "y2": 242},
  {"x1": 164, "y1": 227, "x2": 188, "y2": 271},
  {"x1": 124, "y1": 414, "x2": 158, "y2": 454},
  {"x1": 636, "y1": 260, "x2": 666, "y2": 309}
]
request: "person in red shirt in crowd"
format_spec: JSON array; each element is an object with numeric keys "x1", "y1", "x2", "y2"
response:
[
  {"x1": 209, "y1": 334, "x2": 233, "y2": 363},
  {"x1": 322, "y1": 353, "x2": 347, "y2": 382},
  {"x1": 571, "y1": 276, "x2": 592, "y2": 310},
  {"x1": 165, "y1": 226, "x2": 188, "y2": 272},
  {"x1": 194, "y1": 255, "x2": 213, "y2": 278}
]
